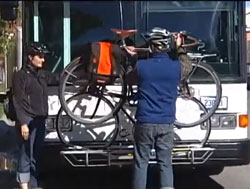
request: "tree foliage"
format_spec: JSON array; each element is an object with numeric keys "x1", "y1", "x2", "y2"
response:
[{"x1": 0, "y1": 12, "x2": 16, "y2": 55}]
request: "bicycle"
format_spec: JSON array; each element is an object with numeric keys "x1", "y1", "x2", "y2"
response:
[
  {"x1": 58, "y1": 28, "x2": 221, "y2": 127},
  {"x1": 56, "y1": 28, "x2": 220, "y2": 147},
  {"x1": 56, "y1": 84, "x2": 212, "y2": 148}
]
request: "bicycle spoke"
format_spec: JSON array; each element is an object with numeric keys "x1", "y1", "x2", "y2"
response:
[
  {"x1": 90, "y1": 95, "x2": 103, "y2": 119},
  {"x1": 65, "y1": 69, "x2": 78, "y2": 78}
]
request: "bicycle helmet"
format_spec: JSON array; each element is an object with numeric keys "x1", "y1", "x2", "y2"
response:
[
  {"x1": 26, "y1": 42, "x2": 50, "y2": 56},
  {"x1": 142, "y1": 27, "x2": 173, "y2": 52}
]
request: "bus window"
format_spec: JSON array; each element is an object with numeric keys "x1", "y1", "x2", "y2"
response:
[
  {"x1": 70, "y1": 1, "x2": 122, "y2": 59},
  {"x1": 28, "y1": 1, "x2": 135, "y2": 73},
  {"x1": 141, "y1": 1, "x2": 241, "y2": 80},
  {"x1": 121, "y1": 1, "x2": 136, "y2": 30},
  {"x1": 38, "y1": 2, "x2": 63, "y2": 73}
]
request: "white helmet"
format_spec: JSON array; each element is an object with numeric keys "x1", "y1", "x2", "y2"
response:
[{"x1": 142, "y1": 27, "x2": 173, "y2": 52}]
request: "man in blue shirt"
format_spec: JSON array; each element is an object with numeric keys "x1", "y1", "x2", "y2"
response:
[{"x1": 126, "y1": 27, "x2": 184, "y2": 189}]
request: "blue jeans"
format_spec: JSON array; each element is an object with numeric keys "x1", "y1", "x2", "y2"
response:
[
  {"x1": 132, "y1": 123, "x2": 174, "y2": 189},
  {"x1": 16, "y1": 118, "x2": 45, "y2": 188}
]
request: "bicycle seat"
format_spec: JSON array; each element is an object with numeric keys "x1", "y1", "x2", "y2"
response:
[{"x1": 111, "y1": 28, "x2": 137, "y2": 38}]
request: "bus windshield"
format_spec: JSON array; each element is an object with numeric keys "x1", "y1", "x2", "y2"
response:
[
  {"x1": 140, "y1": 1, "x2": 243, "y2": 81},
  {"x1": 26, "y1": 1, "x2": 245, "y2": 82}
]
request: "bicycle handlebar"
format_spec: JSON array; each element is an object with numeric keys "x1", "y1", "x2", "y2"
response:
[
  {"x1": 182, "y1": 35, "x2": 201, "y2": 48},
  {"x1": 171, "y1": 32, "x2": 201, "y2": 48},
  {"x1": 111, "y1": 28, "x2": 202, "y2": 51},
  {"x1": 170, "y1": 31, "x2": 201, "y2": 48}
]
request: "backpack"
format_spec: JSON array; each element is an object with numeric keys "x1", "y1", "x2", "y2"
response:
[
  {"x1": 3, "y1": 88, "x2": 16, "y2": 121},
  {"x1": 87, "y1": 42, "x2": 123, "y2": 84}
]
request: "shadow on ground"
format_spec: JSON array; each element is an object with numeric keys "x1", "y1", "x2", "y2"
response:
[{"x1": 37, "y1": 165, "x2": 224, "y2": 189}]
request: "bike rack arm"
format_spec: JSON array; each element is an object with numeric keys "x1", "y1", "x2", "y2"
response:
[{"x1": 187, "y1": 53, "x2": 217, "y2": 60}]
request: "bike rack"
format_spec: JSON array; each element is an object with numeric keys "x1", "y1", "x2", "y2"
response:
[
  {"x1": 163, "y1": 145, "x2": 214, "y2": 165},
  {"x1": 60, "y1": 143, "x2": 215, "y2": 167}
]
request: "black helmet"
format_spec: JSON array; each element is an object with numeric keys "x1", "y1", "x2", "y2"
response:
[
  {"x1": 26, "y1": 42, "x2": 50, "y2": 56},
  {"x1": 142, "y1": 27, "x2": 173, "y2": 52}
]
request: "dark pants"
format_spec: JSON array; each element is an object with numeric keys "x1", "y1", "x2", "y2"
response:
[
  {"x1": 132, "y1": 123, "x2": 174, "y2": 189},
  {"x1": 16, "y1": 118, "x2": 45, "y2": 188}
]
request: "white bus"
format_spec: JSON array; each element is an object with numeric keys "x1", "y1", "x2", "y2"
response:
[{"x1": 2, "y1": 1, "x2": 250, "y2": 172}]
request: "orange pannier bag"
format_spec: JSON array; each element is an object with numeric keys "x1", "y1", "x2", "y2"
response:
[{"x1": 87, "y1": 41, "x2": 124, "y2": 84}]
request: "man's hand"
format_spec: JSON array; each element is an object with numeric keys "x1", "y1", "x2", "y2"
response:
[
  {"x1": 21, "y1": 124, "x2": 29, "y2": 140},
  {"x1": 175, "y1": 33, "x2": 183, "y2": 48}
]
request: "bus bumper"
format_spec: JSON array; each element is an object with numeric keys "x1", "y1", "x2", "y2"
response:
[
  {"x1": 205, "y1": 139, "x2": 250, "y2": 166},
  {"x1": 41, "y1": 140, "x2": 250, "y2": 168}
]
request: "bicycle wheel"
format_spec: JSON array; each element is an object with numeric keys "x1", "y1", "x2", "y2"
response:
[
  {"x1": 59, "y1": 57, "x2": 127, "y2": 125},
  {"x1": 56, "y1": 93, "x2": 119, "y2": 148},
  {"x1": 174, "y1": 97, "x2": 211, "y2": 147},
  {"x1": 174, "y1": 62, "x2": 221, "y2": 127}
]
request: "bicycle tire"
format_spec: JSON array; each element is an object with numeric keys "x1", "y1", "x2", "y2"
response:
[
  {"x1": 174, "y1": 62, "x2": 221, "y2": 127},
  {"x1": 56, "y1": 93, "x2": 119, "y2": 148},
  {"x1": 174, "y1": 97, "x2": 211, "y2": 147},
  {"x1": 59, "y1": 58, "x2": 127, "y2": 125}
]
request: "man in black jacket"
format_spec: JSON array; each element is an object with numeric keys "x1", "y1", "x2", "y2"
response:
[{"x1": 13, "y1": 42, "x2": 60, "y2": 189}]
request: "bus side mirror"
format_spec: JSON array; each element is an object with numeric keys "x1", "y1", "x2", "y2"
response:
[{"x1": 0, "y1": 1, "x2": 18, "y2": 21}]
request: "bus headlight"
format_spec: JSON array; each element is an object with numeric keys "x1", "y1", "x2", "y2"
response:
[
  {"x1": 220, "y1": 115, "x2": 236, "y2": 128},
  {"x1": 210, "y1": 115, "x2": 220, "y2": 127},
  {"x1": 45, "y1": 118, "x2": 54, "y2": 131},
  {"x1": 45, "y1": 116, "x2": 72, "y2": 132},
  {"x1": 201, "y1": 114, "x2": 236, "y2": 129},
  {"x1": 201, "y1": 114, "x2": 220, "y2": 129},
  {"x1": 60, "y1": 115, "x2": 72, "y2": 131}
]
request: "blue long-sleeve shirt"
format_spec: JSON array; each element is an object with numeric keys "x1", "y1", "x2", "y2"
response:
[{"x1": 135, "y1": 52, "x2": 181, "y2": 124}]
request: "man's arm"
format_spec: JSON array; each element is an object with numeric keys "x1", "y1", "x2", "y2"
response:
[{"x1": 177, "y1": 47, "x2": 192, "y2": 82}]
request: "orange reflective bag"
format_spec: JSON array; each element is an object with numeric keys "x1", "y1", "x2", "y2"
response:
[{"x1": 88, "y1": 42, "x2": 122, "y2": 84}]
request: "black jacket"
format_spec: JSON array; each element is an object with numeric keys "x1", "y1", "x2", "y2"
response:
[{"x1": 12, "y1": 64, "x2": 60, "y2": 125}]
